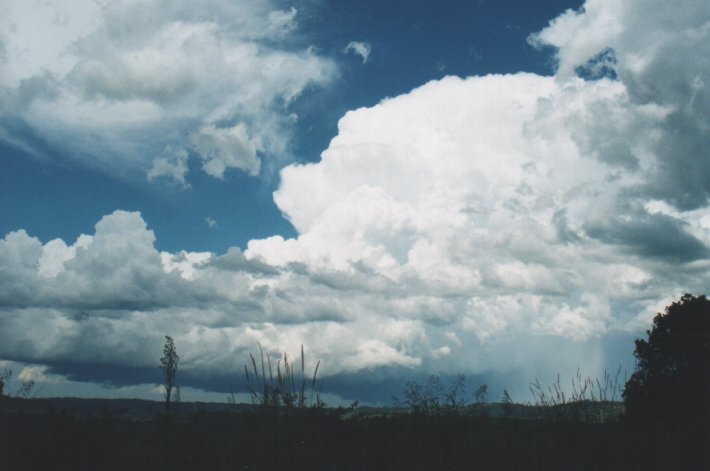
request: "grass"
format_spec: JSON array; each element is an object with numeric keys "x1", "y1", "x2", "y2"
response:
[
  {"x1": 390, "y1": 368, "x2": 626, "y2": 422},
  {"x1": 527, "y1": 368, "x2": 626, "y2": 422},
  {"x1": 244, "y1": 343, "x2": 324, "y2": 411}
]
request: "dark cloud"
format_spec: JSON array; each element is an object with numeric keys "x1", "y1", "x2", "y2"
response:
[
  {"x1": 646, "y1": 112, "x2": 710, "y2": 210},
  {"x1": 306, "y1": 262, "x2": 399, "y2": 294},
  {"x1": 16, "y1": 71, "x2": 61, "y2": 108},
  {"x1": 47, "y1": 362, "x2": 159, "y2": 389},
  {"x1": 553, "y1": 209, "x2": 581, "y2": 243},
  {"x1": 585, "y1": 213, "x2": 708, "y2": 262}
]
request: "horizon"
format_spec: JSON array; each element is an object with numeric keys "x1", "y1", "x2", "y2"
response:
[{"x1": 1, "y1": 0, "x2": 709, "y2": 406}]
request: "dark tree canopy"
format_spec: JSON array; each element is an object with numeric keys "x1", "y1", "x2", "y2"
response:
[{"x1": 623, "y1": 294, "x2": 710, "y2": 422}]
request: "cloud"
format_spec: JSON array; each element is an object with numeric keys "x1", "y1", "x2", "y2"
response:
[
  {"x1": 585, "y1": 213, "x2": 709, "y2": 262},
  {"x1": 18, "y1": 365, "x2": 57, "y2": 384},
  {"x1": 206, "y1": 217, "x2": 218, "y2": 229},
  {"x1": 147, "y1": 146, "x2": 190, "y2": 186},
  {"x1": 530, "y1": 0, "x2": 710, "y2": 209},
  {"x1": 1, "y1": 0, "x2": 709, "y2": 402},
  {"x1": 344, "y1": 41, "x2": 372, "y2": 64},
  {"x1": 0, "y1": 0, "x2": 337, "y2": 183},
  {"x1": 189, "y1": 123, "x2": 262, "y2": 178},
  {"x1": 252, "y1": 72, "x2": 699, "y2": 333},
  {"x1": 241, "y1": 0, "x2": 709, "y2": 386},
  {"x1": 268, "y1": 7, "x2": 298, "y2": 35},
  {"x1": 161, "y1": 250, "x2": 212, "y2": 281}
]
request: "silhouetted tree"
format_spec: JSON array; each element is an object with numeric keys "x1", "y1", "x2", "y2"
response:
[
  {"x1": 0, "y1": 368, "x2": 33, "y2": 401},
  {"x1": 623, "y1": 294, "x2": 710, "y2": 422},
  {"x1": 0, "y1": 368, "x2": 7, "y2": 397},
  {"x1": 474, "y1": 384, "x2": 488, "y2": 403},
  {"x1": 0, "y1": 368, "x2": 8, "y2": 399},
  {"x1": 473, "y1": 384, "x2": 489, "y2": 417},
  {"x1": 444, "y1": 374, "x2": 467, "y2": 413},
  {"x1": 159, "y1": 335, "x2": 179, "y2": 416}
]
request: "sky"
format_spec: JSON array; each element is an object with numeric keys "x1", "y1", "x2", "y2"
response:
[{"x1": 1, "y1": 0, "x2": 709, "y2": 405}]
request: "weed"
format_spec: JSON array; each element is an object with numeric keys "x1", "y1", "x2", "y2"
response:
[
  {"x1": 394, "y1": 375, "x2": 470, "y2": 415},
  {"x1": 528, "y1": 367, "x2": 625, "y2": 422},
  {"x1": 244, "y1": 343, "x2": 323, "y2": 411}
]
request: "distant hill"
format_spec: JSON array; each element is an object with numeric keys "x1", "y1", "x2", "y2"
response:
[
  {"x1": 0, "y1": 396, "x2": 252, "y2": 419},
  {"x1": 1, "y1": 395, "x2": 624, "y2": 423}
]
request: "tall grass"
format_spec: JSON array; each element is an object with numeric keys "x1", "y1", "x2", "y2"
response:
[
  {"x1": 528, "y1": 367, "x2": 625, "y2": 422},
  {"x1": 392, "y1": 368, "x2": 626, "y2": 422},
  {"x1": 244, "y1": 343, "x2": 323, "y2": 410}
]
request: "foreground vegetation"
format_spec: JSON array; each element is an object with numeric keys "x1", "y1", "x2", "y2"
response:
[{"x1": 1, "y1": 395, "x2": 708, "y2": 471}]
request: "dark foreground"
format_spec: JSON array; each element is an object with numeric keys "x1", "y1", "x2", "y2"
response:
[{"x1": 1, "y1": 399, "x2": 708, "y2": 471}]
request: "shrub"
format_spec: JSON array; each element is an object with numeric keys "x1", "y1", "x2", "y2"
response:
[
  {"x1": 394, "y1": 375, "x2": 468, "y2": 415},
  {"x1": 623, "y1": 294, "x2": 710, "y2": 423}
]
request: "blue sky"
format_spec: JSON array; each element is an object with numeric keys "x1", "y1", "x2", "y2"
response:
[
  {"x1": 1, "y1": 0, "x2": 583, "y2": 254},
  {"x1": 1, "y1": 0, "x2": 709, "y2": 404}
]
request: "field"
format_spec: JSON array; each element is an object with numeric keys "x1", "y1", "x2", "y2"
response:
[{"x1": 1, "y1": 397, "x2": 708, "y2": 470}]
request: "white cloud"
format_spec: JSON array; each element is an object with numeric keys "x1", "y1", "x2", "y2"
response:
[
  {"x1": 206, "y1": 217, "x2": 218, "y2": 229},
  {"x1": 161, "y1": 250, "x2": 212, "y2": 280},
  {"x1": 240, "y1": 0, "x2": 710, "y2": 380},
  {"x1": 268, "y1": 7, "x2": 298, "y2": 35},
  {"x1": 0, "y1": 0, "x2": 337, "y2": 181},
  {"x1": 38, "y1": 235, "x2": 92, "y2": 278},
  {"x1": 531, "y1": 0, "x2": 710, "y2": 209},
  {"x1": 344, "y1": 41, "x2": 372, "y2": 64},
  {"x1": 190, "y1": 123, "x2": 262, "y2": 178},
  {"x1": 147, "y1": 146, "x2": 190, "y2": 185},
  {"x1": 18, "y1": 365, "x2": 58, "y2": 384}
]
